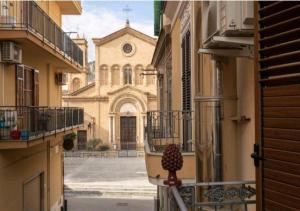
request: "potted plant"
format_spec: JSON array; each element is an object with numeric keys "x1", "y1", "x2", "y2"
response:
[{"x1": 63, "y1": 132, "x2": 76, "y2": 151}]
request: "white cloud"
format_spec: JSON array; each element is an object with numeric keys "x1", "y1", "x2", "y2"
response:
[{"x1": 62, "y1": 6, "x2": 154, "y2": 62}]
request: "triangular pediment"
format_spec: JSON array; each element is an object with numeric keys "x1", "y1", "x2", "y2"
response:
[{"x1": 93, "y1": 27, "x2": 156, "y2": 46}]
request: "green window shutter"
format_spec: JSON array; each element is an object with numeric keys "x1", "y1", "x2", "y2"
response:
[{"x1": 154, "y1": 0, "x2": 162, "y2": 36}]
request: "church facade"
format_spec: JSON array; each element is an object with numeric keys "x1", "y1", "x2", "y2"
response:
[{"x1": 63, "y1": 25, "x2": 157, "y2": 151}]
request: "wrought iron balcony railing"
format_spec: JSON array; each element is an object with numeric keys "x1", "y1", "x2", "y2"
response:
[
  {"x1": 161, "y1": 180, "x2": 256, "y2": 211},
  {"x1": 145, "y1": 110, "x2": 194, "y2": 152},
  {"x1": 0, "y1": 106, "x2": 84, "y2": 141},
  {"x1": 0, "y1": 1, "x2": 83, "y2": 66}
]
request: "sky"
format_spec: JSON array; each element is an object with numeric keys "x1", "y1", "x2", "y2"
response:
[{"x1": 62, "y1": 1, "x2": 155, "y2": 62}]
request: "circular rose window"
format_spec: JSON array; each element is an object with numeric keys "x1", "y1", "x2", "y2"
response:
[{"x1": 123, "y1": 43, "x2": 133, "y2": 54}]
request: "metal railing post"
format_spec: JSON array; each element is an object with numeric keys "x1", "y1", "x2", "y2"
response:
[{"x1": 170, "y1": 186, "x2": 188, "y2": 211}]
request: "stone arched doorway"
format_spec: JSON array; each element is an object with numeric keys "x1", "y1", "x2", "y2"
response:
[
  {"x1": 119, "y1": 103, "x2": 137, "y2": 150},
  {"x1": 109, "y1": 95, "x2": 146, "y2": 151}
]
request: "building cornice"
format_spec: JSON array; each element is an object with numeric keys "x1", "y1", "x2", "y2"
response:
[
  {"x1": 62, "y1": 96, "x2": 109, "y2": 101},
  {"x1": 151, "y1": 25, "x2": 171, "y2": 66},
  {"x1": 93, "y1": 27, "x2": 157, "y2": 46}
]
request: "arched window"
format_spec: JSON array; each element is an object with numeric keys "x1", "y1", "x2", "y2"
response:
[
  {"x1": 100, "y1": 65, "x2": 108, "y2": 85},
  {"x1": 146, "y1": 65, "x2": 156, "y2": 85},
  {"x1": 123, "y1": 65, "x2": 132, "y2": 85},
  {"x1": 72, "y1": 78, "x2": 81, "y2": 91},
  {"x1": 135, "y1": 65, "x2": 143, "y2": 85},
  {"x1": 111, "y1": 65, "x2": 120, "y2": 85}
]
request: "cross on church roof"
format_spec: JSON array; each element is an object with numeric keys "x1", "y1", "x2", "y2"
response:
[{"x1": 123, "y1": 5, "x2": 132, "y2": 27}]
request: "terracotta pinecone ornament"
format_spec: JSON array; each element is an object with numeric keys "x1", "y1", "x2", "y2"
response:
[{"x1": 162, "y1": 144, "x2": 183, "y2": 186}]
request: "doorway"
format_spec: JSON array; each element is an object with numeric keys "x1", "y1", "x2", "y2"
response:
[
  {"x1": 23, "y1": 173, "x2": 44, "y2": 211},
  {"x1": 120, "y1": 116, "x2": 136, "y2": 150}
]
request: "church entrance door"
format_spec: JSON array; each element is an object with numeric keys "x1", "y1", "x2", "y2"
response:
[{"x1": 120, "y1": 116, "x2": 136, "y2": 150}]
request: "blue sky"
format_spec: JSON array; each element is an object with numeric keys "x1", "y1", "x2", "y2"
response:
[{"x1": 62, "y1": 1, "x2": 154, "y2": 62}]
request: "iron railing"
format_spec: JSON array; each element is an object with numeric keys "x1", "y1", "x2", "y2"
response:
[
  {"x1": 0, "y1": 106, "x2": 84, "y2": 141},
  {"x1": 0, "y1": 1, "x2": 83, "y2": 66},
  {"x1": 162, "y1": 180, "x2": 256, "y2": 211},
  {"x1": 145, "y1": 110, "x2": 193, "y2": 152}
]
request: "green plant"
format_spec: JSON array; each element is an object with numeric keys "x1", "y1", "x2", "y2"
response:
[
  {"x1": 97, "y1": 144, "x2": 110, "y2": 151},
  {"x1": 64, "y1": 132, "x2": 76, "y2": 141},
  {"x1": 87, "y1": 138, "x2": 102, "y2": 151}
]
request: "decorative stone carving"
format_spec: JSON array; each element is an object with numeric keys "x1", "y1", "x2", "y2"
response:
[
  {"x1": 204, "y1": 185, "x2": 256, "y2": 202},
  {"x1": 180, "y1": 2, "x2": 191, "y2": 32}
]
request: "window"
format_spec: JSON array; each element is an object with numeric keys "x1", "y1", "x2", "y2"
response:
[
  {"x1": 100, "y1": 65, "x2": 108, "y2": 85},
  {"x1": 123, "y1": 43, "x2": 133, "y2": 54},
  {"x1": 111, "y1": 65, "x2": 120, "y2": 85},
  {"x1": 16, "y1": 65, "x2": 39, "y2": 107},
  {"x1": 123, "y1": 65, "x2": 132, "y2": 85},
  {"x1": 72, "y1": 78, "x2": 80, "y2": 91},
  {"x1": 135, "y1": 65, "x2": 143, "y2": 85}
]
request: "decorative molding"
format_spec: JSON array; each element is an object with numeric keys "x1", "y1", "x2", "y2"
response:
[
  {"x1": 93, "y1": 27, "x2": 156, "y2": 46},
  {"x1": 204, "y1": 185, "x2": 256, "y2": 202},
  {"x1": 180, "y1": 2, "x2": 191, "y2": 34}
]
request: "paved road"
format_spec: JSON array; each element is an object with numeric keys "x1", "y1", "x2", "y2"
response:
[
  {"x1": 64, "y1": 156, "x2": 155, "y2": 211},
  {"x1": 67, "y1": 198, "x2": 154, "y2": 211}
]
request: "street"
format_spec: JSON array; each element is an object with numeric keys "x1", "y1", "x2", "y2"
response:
[{"x1": 64, "y1": 156, "x2": 156, "y2": 211}]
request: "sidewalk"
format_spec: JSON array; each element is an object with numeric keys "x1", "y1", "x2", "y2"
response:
[{"x1": 67, "y1": 198, "x2": 154, "y2": 211}]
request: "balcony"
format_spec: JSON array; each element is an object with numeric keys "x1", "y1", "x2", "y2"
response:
[
  {"x1": 144, "y1": 110, "x2": 195, "y2": 184},
  {"x1": 158, "y1": 180, "x2": 256, "y2": 211},
  {"x1": 146, "y1": 110, "x2": 194, "y2": 152},
  {"x1": 0, "y1": 106, "x2": 84, "y2": 149},
  {"x1": 0, "y1": 1, "x2": 83, "y2": 72}
]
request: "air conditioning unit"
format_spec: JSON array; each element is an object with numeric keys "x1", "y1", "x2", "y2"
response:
[
  {"x1": 0, "y1": 16, "x2": 16, "y2": 27},
  {"x1": 1, "y1": 41, "x2": 22, "y2": 63},
  {"x1": 55, "y1": 73, "x2": 67, "y2": 85},
  {"x1": 202, "y1": 1, "x2": 254, "y2": 48}
]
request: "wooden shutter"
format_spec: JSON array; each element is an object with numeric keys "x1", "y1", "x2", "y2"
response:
[
  {"x1": 16, "y1": 65, "x2": 24, "y2": 107},
  {"x1": 256, "y1": 2, "x2": 300, "y2": 210},
  {"x1": 182, "y1": 30, "x2": 192, "y2": 150},
  {"x1": 33, "y1": 69, "x2": 39, "y2": 106},
  {"x1": 182, "y1": 30, "x2": 191, "y2": 111}
]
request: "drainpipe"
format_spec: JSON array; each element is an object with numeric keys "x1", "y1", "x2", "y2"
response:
[{"x1": 213, "y1": 58, "x2": 223, "y2": 182}]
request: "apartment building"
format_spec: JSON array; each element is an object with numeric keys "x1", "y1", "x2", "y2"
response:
[
  {"x1": 146, "y1": 1, "x2": 256, "y2": 210},
  {"x1": 146, "y1": 1, "x2": 300, "y2": 210},
  {"x1": 0, "y1": 1, "x2": 83, "y2": 211}
]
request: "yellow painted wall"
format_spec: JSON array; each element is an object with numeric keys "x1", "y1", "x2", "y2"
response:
[
  {"x1": 171, "y1": 19, "x2": 181, "y2": 111},
  {"x1": 36, "y1": 1, "x2": 62, "y2": 26},
  {"x1": 0, "y1": 135, "x2": 65, "y2": 211},
  {"x1": 145, "y1": 152, "x2": 195, "y2": 180},
  {"x1": 0, "y1": 143, "x2": 47, "y2": 211}
]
